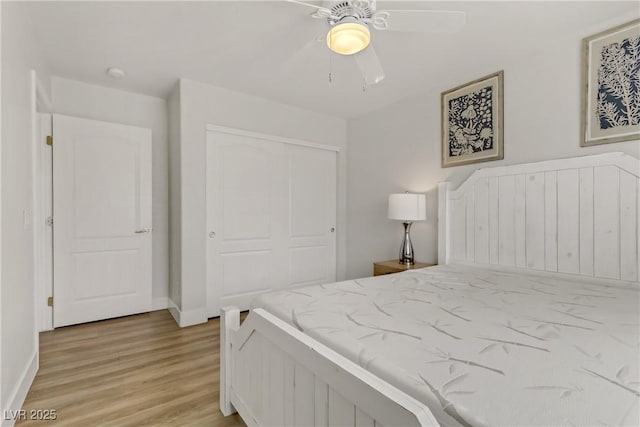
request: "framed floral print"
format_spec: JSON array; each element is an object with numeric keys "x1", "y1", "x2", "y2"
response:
[
  {"x1": 441, "y1": 71, "x2": 504, "y2": 168},
  {"x1": 581, "y1": 19, "x2": 640, "y2": 146}
]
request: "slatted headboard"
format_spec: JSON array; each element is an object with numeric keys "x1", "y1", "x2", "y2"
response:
[{"x1": 438, "y1": 152, "x2": 640, "y2": 282}]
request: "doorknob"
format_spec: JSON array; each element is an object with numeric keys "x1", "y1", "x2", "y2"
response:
[
  {"x1": 135, "y1": 228, "x2": 150, "y2": 234},
  {"x1": 330, "y1": 227, "x2": 335, "y2": 233}
]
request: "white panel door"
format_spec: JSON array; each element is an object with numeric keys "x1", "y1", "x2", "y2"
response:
[
  {"x1": 53, "y1": 114, "x2": 152, "y2": 327},
  {"x1": 206, "y1": 132, "x2": 288, "y2": 316},
  {"x1": 287, "y1": 145, "x2": 337, "y2": 287},
  {"x1": 206, "y1": 128, "x2": 337, "y2": 316}
]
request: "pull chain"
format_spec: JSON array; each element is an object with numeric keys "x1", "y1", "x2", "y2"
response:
[
  {"x1": 362, "y1": 79, "x2": 366, "y2": 92},
  {"x1": 328, "y1": 33, "x2": 333, "y2": 84}
]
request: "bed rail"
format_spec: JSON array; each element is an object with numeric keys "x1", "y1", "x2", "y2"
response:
[{"x1": 220, "y1": 307, "x2": 439, "y2": 427}]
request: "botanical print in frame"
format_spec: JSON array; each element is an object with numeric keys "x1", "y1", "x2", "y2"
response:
[
  {"x1": 441, "y1": 71, "x2": 504, "y2": 168},
  {"x1": 581, "y1": 19, "x2": 640, "y2": 146}
]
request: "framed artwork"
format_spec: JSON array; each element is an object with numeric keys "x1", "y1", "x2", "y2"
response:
[
  {"x1": 581, "y1": 19, "x2": 640, "y2": 146},
  {"x1": 441, "y1": 71, "x2": 504, "y2": 168}
]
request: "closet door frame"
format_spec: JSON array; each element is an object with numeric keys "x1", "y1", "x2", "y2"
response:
[
  {"x1": 206, "y1": 125, "x2": 341, "y2": 153},
  {"x1": 205, "y1": 124, "x2": 339, "y2": 318}
]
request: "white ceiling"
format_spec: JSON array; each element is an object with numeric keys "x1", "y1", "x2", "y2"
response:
[{"x1": 20, "y1": 1, "x2": 639, "y2": 119}]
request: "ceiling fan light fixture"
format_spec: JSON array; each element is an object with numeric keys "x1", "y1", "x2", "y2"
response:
[{"x1": 326, "y1": 18, "x2": 370, "y2": 55}]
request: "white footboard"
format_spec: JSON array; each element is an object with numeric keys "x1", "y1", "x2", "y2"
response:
[{"x1": 220, "y1": 307, "x2": 439, "y2": 427}]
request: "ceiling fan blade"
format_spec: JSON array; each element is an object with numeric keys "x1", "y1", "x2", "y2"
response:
[
  {"x1": 286, "y1": 0, "x2": 336, "y2": 19},
  {"x1": 281, "y1": 35, "x2": 324, "y2": 75},
  {"x1": 383, "y1": 10, "x2": 465, "y2": 33},
  {"x1": 287, "y1": 0, "x2": 323, "y2": 10},
  {"x1": 354, "y1": 45, "x2": 385, "y2": 85}
]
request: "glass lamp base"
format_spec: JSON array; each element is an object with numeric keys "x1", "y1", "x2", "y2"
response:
[{"x1": 398, "y1": 222, "x2": 415, "y2": 265}]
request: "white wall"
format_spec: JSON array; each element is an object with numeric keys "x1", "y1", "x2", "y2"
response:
[
  {"x1": 1, "y1": 0, "x2": 3, "y2": 414},
  {"x1": 346, "y1": 13, "x2": 640, "y2": 279},
  {"x1": 51, "y1": 77, "x2": 169, "y2": 306},
  {"x1": 1, "y1": 2, "x2": 51, "y2": 424},
  {"x1": 172, "y1": 78, "x2": 347, "y2": 325},
  {"x1": 167, "y1": 83, "x2": 181, "y2": 309}
]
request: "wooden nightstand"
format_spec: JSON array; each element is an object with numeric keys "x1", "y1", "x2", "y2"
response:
[{"x1": 373, "y1": 260, "x2": 435, "y2": 276}]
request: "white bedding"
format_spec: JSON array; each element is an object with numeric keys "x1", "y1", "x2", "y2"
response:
[{"x1": 253, "y1": 264, "x2": 640, "y2": 427}]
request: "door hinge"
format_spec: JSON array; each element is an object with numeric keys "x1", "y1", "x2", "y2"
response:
[
  {"x1": 46, "y1": 135, "x2": 53, "y2": 146},
  {"x1": 47, "y1": 296, "x2": 53, "y2": 307},
  {"x1": 46, "y1": 216, "x2": 53, "y2": 226}
]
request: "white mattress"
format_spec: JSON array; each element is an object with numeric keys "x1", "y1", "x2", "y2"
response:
[{"x1": 253, "y1": 264, "x2": 640, "y2": 427}]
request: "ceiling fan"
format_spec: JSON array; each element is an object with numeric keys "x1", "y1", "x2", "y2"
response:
[{"x1": 286, "y1": 0, "x2": 466, "y2": 85}]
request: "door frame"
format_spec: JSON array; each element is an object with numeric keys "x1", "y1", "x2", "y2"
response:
[
  {"x1": 205, "y1": 124, "x2": 341, "y2": 154},
  {"x1": 32, "y1": 71, "x2": 54, "y2": 332}
]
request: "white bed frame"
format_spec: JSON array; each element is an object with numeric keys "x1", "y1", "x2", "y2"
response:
[
  {"x1": 221, "y1": 152, "x2": 639, "y2": 427},
  {"x1": 437, "y1": 152, "x2": 639, "y2": 281}
]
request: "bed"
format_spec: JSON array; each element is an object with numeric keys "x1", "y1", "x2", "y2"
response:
[{"x1": 220, "y1": 152, "x2": 640, "y2": 427}]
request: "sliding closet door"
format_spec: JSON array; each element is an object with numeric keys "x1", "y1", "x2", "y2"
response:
[
  {"x1": 206, "y1": 127, "x2": 337, "y2": 317},
  {"x1": 206, "y1": 132, "x2": 288, "y2": 317},
  {"x1": 286, "y1": 145, "x2": 337, "y2": 288}
]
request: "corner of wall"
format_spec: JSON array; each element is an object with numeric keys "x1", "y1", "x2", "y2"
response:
[
  {"x1": 35, "y1": 75, "x2": 52, "y2": 113},
  {"x1": 167, "y1": 297, "x2": 207, "y2": 328},
  {"x1": 1, "y1": 1, "x2": 53, "y2": 418},
  {"x1": 167, "y1": 81, "x2": 182, "y2": 311},
  {"x1": 1, "y1": 0, "x2": 4, "y2": 414}
]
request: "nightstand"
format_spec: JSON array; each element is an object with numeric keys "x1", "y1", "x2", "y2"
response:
[{"x1": 373, "y1": 260, "x2": 435, "y2": 276}]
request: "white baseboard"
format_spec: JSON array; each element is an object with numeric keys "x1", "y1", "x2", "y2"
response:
[
  {"x1": 167, "y1": 298, "x2": 207, "y2": 328},
  {"x1": 179, "y1": 307, "x2": 208, "y2": 327},
  {"x1": 151, "y1": 296, "x2": 169, "y2": 311},
  {"x1": 167, "y1": 298, "x2": 181, "y2": 325},
  {"x1": 2, "y1": 352, "x2": 38, "y2": 427}
]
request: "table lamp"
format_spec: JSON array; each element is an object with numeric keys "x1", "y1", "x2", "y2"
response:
[{"x1": 388, "y1": 192, "x2": 426, "y2": 265}]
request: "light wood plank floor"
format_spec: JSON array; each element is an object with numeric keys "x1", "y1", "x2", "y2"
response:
[{"x1": 17, "y1": 310, "x2": 245, "y2": 427}]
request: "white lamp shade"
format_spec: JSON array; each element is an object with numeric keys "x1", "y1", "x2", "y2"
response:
[{"x1": 388, "y1": 193, "x2": 426, "y2": 221}]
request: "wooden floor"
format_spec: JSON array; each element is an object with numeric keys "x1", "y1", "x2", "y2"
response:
[{"x1": 18, "y1": 310, "x2": 245, "y2": 427}]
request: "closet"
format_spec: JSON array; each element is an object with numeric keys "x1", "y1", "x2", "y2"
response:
[{"x1": 206, "y1": 126, "x2": 337, "y2": 316}]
